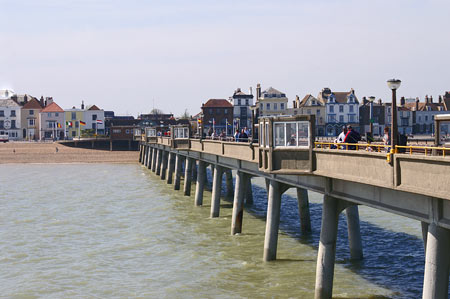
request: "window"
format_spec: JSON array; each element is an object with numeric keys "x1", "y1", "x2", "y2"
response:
[
  {"x1": 266, "y1": 103, "x2": 270, "y2": 110},
  {"x1": 10, "y1": 110, "x2": 16, "y2": 117},
  {"x1": 307, "y1": 109, "x2": 311, "y2": 115},
  {"x1": 328, "y1": 115, "x2": 336, "y2": 123},
  {"x1": 28, "y1": 119, "x2": 35, "y2": 126},
  {"x1": 11, "y1": 120, "x2": 16, "y2": 129},
  {"x1": 418, "y1": 116, "x2": 421, "y2": 122},
  {"x1": 274, "y1": 103, "x2": 278, "y2": 110},
  {"x1": 312, "y1": 100, "x2": 316, "y2": 105},
  {"x1": 113, "y1": 129, "x2": 121, "y2": 134},
  {"x1": 339, "y1": 105, "x2": 344, "y2": 113},
  {"x1": 387, "y1": 107, "x2": 391, "y2": 114},
  {"x1": 223, "y1": 109, "x2": 227, "y2": 114},
  {"x1": 75, "y1": 121, "x2": 79, "y2": 128},
  {"x1": 29, "y1": 110, "x2": 34, "y2": 115},
  {"x1": 339, "y1": 115, "x2": 344, "y2": 122},
  {"x1": 280, "y1": 103, "x2": 285, "y2": 110},
  {"x1": 48, "y1": 113, "x2": 51, "y2": 117},
  {"x1": 92, "y1": 123, "x2": 96, "y2": 130},
  {"x1": 72, "y1": 112, "x2": 76, "y2": 120},
  {"x1": 425, "y1": 115, "x2": 428, "y2": 122},
  {"x1": 0, "y1": 110, "x2": 4, "y2": 117},
  {"x1": 245, "y1": 99, "x2": 249, "y2": 105},
  {"x1": 55, "y1": 112, "x2": 59, "y2": 117},
  {"x1": 237, "y1": 99, "x2": 241, "y2": 105},
  {"x1": 260, "y1": 103, "x2": 263, "y2": 111},
  {"x1": 147, "y1": 129, "x2": 156, "y2": 137},
  {"x1": 349, "y1": 105, "x2": 354, "y2": 113},
  {"x1": 317, "y1": 109, "x2": 320, "y2": 115},
  {"x1": 0, "y1": 121, "x2": 3, "y2": 128},
  {"x1": 329, "y1": 105, "x2": 334, "y2": 113},
  {"x1": 126, "y1": 129, "x2": 130, "y2": 134},
  {"x1": 273, "y1": 121, "x2": 310, "y2": 148},
  {"x1": 209, "y1": 109, "x2": 213, "y2": 114},
  {"x1": 92, "y1": 114, "x2": 97, "y2": 120},
  {"x1": 47, "y1": 121, "x2": 56, "y2": 128},
  {"x1": 349, "y1": 115, "x2": 356, "y2": 122},
  {"x1": 10, "y1": 131, "x2": 18, "y2": 138}
]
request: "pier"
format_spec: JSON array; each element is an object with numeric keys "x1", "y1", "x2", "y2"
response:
[{"x1": 138, "y1": 117, "x2": 450, "y2": 299}]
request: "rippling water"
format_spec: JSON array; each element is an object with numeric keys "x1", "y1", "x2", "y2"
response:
[{"x1": 0, "y1": 164, "x2": 447, "y2": 298}]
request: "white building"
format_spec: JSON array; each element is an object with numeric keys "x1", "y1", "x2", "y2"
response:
[
  {"x1": 84, "y1": 105, "x2": 105, "y2": 134},
  {"x1": 0, "y1": 99, "x2": 22, "y2": 140},
  {"x1": 256, "y1": 85, "x2": 288, "y2": 117},
  {"x1": 229, "y1": 88, "x2": 253, "y2": 130}
]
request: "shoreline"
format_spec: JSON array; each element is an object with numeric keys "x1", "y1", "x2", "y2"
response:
[{"x1": 0, "y1": 142, "x2": 139, "y2": 164}]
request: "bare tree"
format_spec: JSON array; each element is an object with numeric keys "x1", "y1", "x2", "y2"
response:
[
  {"x1": 180, "y1": 109, "x2": 190, "y2": 119},
  {"x1": 150, "y1": 108, "x2": 163, "y2": 115}
]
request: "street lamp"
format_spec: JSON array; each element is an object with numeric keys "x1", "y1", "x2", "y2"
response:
[
  {"x1": 368, "y1": 96, "x2": 375, "y2": 136},
  {"x1": 387, "y1": 79, "x2": 401, "y2": 150}
]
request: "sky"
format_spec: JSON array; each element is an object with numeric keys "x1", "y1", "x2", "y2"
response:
[{"x1": 1, "y1": 0, "x2": 449, "y2": 117}]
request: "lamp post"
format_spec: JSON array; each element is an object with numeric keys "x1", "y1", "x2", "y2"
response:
[
  {"x1": 387, "y1": 79, "x2": 401, "y2": 150},
  {"x1": 368, "y1": 96, "x2": 375, "y2": 135}
]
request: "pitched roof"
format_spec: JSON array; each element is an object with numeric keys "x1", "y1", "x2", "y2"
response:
[
  {"x1": 0, "y1": 99, "x2": 20, "y2": 107},
  {"x1": 203, "y1": 99, "x2": 233, "y2": 108},
  {"x1": 299, "y1": 94, "x2": 321, "y2": 107},
  {"x1": 41, "y1": 102, "x2": 64, "y2": 113},
  {"x1": 22, "y1": 98, "x2": 43, "y2": 109},
  {"x1": 88, "y1": 105, "x2": 101, "y2": 111},
  {"x1": 262, "y1": 87, "x2": 284, "y2": 95},
  {"x1": 404, "y1": 101, "x2": 446, "y2": 111}
]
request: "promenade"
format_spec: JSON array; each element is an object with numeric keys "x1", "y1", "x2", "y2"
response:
[{"x1": 0, "y1": 142, "x2": 138, "y2": 164}]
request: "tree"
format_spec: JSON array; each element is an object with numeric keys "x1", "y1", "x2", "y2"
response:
[
  {"x1": 180, "y1": 109, "x2": 190, "y2": 119},
  {"x1": 150, "y1": 108, "x2": 163, "y2": 115}
]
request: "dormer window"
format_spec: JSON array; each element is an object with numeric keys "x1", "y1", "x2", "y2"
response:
[
  {"x1": 264, "y1": 93, "x2": 269, "y2": 98},
  {"x1": 312, "y1": 100, "x2": 316, "y2": 105}
]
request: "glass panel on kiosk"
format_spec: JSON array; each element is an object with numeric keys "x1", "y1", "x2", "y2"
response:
[
  {"x1": 265, "y1": 123, "x2": 269, "y2": 148},
  {"x1": 259, "y1": 122, "x2": 264, "y2": 147},
  {"x1": 286, "y1": 123, "x2": 297, "y2": 146},
  {"x1": 274, "y1": 123, "x2": 285, "y2": 147},
  {"x1": 297, "y1": 121, "x2": 309, "y2": 147}
]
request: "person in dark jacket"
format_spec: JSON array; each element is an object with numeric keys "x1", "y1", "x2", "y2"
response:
[
  {"x1": 238, "y1": 129, "x2": 248, "y2": 142},
  {"x1": 343, "y1": 125, "x2": 361, "y2": 150}
]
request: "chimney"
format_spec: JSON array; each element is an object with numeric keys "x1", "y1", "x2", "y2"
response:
[
  {"x1": 400, "y1": 96, "x2": 405, "y2": 106},
  {"x1": 249, "y1": 87, "x2": 252, "y2": 95},
  {"x1": 292, "y1": 100, "x2": 296, "y2": 109},
  {"x1": 46, "y1": 97, "x2": 53, "y2": 106},
  {"x1": 362, "y1": 96, "x2": 368, "y2": 105},
  {"x1": 81, "y1": 100, "x2": 85, "y2": 110},
  {"x1": 415, "y1": 98, "x2": 419, "y2": 111},
  {"x1": 430, "y1": 96, "x2": 433, "y2": 103},
  {"x1": 439, "y1": 95, "x2": 443, "y2": 104},
  {"x1": 425, "y1": 95, "x2": 429, "y2": 104},
  {"x1": 256, "y1": 84, "x2": 261, "y2": 100},
  {"x1": 40, "y1": 96, "x2": 44, "y2": 107},
  {"x1": 378, "y1": 99, "x2": 382, "y2": 105},
  {"x1": 350, "y1": 88, "x2": 355, "y2": 95},
  {"x1": 24, "y1": 95, "x2": 28, "y2": 104}
]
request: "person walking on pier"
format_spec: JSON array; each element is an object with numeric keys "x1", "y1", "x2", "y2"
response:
[
  {"x1": 383, "y1": 127, "x2": 391, "y2": 152},
  {"x1": 334, "y1": 126, "x2": 347, "y2": 149},
  {"x1": 343, "y1": 125, "x2": 361, "y2": 150}
]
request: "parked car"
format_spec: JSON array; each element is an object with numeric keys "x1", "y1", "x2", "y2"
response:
[{"x1": 0, "y1": 131, "x2": 9, "y2": 143}]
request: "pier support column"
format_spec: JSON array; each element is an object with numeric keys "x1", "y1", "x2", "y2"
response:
[
  {"x1": 194, "y1": 160, "x2": 206, "y2": 206},
  {"x1": 166, "y1": 152, "x2": 175, "y2": 184},
  {"x1": 231, "y1": 171, "x2": 248, "y2": 235},
  {"x1": 160, "y1": 150, "x2": 168, "y2": 180},
  {"x1": 297, "y1": 187, "x2": 312, "y2": 234},
  {"x1": 225, "y1": 169, "x2": 234, "y2": 198},
  {"x1": 147, "y1": 146, "x2": 153, "y2": 169},
  {"x1": 265, "y1": 178, "x2": 270, "y2": 194},
  {"x1": 263, "y1": 180, "x2": 285, "y2": 261},
  {"x1": 422, "y1": 222, "x2": 429, "y2": 253},
  {"x1": 156, "y1": 149, "x2": 162, "y2": 176},
  {"x1": 210, "y1": 165, "x2": 224, "y2": 218},
  {"x1": 183, "y1": 157, "x2": 194, "y2": 196},
  {"x1": 422, "y1": 223, "x2": 450, "y2": 299},
  {"x1": 151, "y1": 148, "x2": 157, "y2": 172},
  {"x1": 174, "y1": 154, "x2": 183, "y2": 190},
  {"x1": 142, "y1": 145, "x2": 147, "y2": 166},
  {"x1": 245, "y1": 175, "x2": 253, "y2": 205},
  {"x1": 192, "y1": 161, "x2": 198, "y2": 182},
  {"x1": 314, "y1": 195, "x2": 345, "y2": 299},
  {"x1": 139, "y1": 144, "x2": 143, "y2": 163},
  {"x1": 345, "y1": 205, "x2": 363, "y2": 260}
]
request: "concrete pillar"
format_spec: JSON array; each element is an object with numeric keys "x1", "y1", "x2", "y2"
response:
[
  {"x1": 422, "y1": 223, "x2": 450, "y2": 299},
  {"x1": 166, "y1": 152, "x2": 175, "y2": 184},
  {"x1": 210, "y1": 165, "x2": 224, "y2": 218},
  {"x1": 225, "y1": 169, "x2": 234, "y2": 198},
  {"x1": 314, "y1": 195, "x2": 341, "y2": 299},
  {"x1": 245, "y1": 175, "x2": 253, "y2": 205},
  {"x1": 151, "y1": 148, "x2": 157, "y2": 172},
  {"x1": 156, "y1": 149, "x2": 162, "y2": 176},
  {"x1": 147, "y1": 146, "x2": 153, "y2": 169},
  {"x1": 265, "y1": 178, "x2": 270, "y2": 194},
  {"x1": 296, "y1": 187, "x2": 312, "y2": 234},
  {"x1": 422, "y1": 221, "x2": 429, "y2": 253},
  {"x1": 174, "y1": 154, "x2": 183, "y2": 190},
  {"x1": 195, "y1": 160, "x2": 206, "y2": 206},
  {"x1": 345, "y1": 205, "x2": 363, "y2": 260},
  {"x1": 139, "y1": 144, "x2": 143, "y2": 163},
  {"x1": 192, "y1": 161, "x2": 198, "y2": 182},
  {"x1": 263, "y1": 180, "x2": 283, "y2": 261},
  {"x1": 183, "y1": 157, "x2": 194, "y2": 196},
  {"x1": 109, "y1": 140, "x2": 113, "y2": 151},
  {"x1": 231, "y1": 171, "x2": 247, "y2": 235},
  {"x1": 160, "y1": 150, "x2": 168, "y2": 180}
]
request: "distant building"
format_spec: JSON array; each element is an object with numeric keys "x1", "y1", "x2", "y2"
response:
[
  {"x1": 230, "y1": 88, "x2": 253, "y2": 130},
  {"x1": 84, "y1": 105, "x2": 105, "y2": 135},
  {"x1": 0, "y1": 98, "x2": 22, "y2": 140},
  {"x1": 359, "y1": 97, "x2": 386, "y2": 136},
  {"x1": 257, "y1": 85, "x2": 288, "y2": 117},
  {"x1": 21, "y1": 98, "x2": 43, "y2": 140},
  {"x1": 201, "y1": 99, "x2": 233, "y2": 135},
  {"x1": 39, "y1": 101, "x2": 65, "y2": 140},
  {"x1": 288, "y1": 94, "x2": 326, "y2": 136},
  {"x1": 403, "y1": 95, "x2": 448, "y2": 135},
  {"x1": 321, "y1": 88, "x2": 360, "y2": 136}
]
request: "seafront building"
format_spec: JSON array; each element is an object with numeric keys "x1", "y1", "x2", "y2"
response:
[
  {"x1": 65, "y1": 102, "x2": 106, "y2": 139},
  {"x1": 230, "y1": 87, "x2": 253, "y2": 130},
  {"x1": 0, "y1": 98, "x2": 22, "y2": 140},
  {"x1": 256, "y1": 85, "x2": 288, "y2": 117},
  {"x1": 39, "y1": 100, "x2": 65, "y2": 140},
  {"x1": 21, "y1": 98, "x2": 43, "y2": 140},
  {"x1": 201, "y1": 99, "x2": 233, "y2": 135},
  {"x1": 288, "y1": 94, "x2": 326, "y2": 136}
]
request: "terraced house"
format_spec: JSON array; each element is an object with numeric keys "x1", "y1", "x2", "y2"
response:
[
  {"x1": 21, "y1": 98, "x2": 43, "y2": 140},
  {"x1": 0, "y1": 98, "x2": 21, "y2": 140}
]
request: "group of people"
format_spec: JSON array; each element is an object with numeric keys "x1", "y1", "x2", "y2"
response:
[
  {"x1": 334, "y1": 125, "x2": 361, "y2": 150},
  {"x1": 207, "y1": 127, "x2": 251, "y2": 142}
]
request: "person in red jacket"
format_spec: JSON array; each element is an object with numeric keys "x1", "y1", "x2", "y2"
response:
[{"x1": 343, "y1": 125, "x2": 361, "y2": 150}]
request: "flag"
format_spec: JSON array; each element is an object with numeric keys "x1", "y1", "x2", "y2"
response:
[
  {"x1": 57, "y1": 123, "x2": 62, "y2": 128},
  {"x1": 66, "y1": 121, "x2": 72, "y2": 127},
  {"x1": 96, "y1": 119, "x2": 103, "y2": 124},
  {"x1": 197, "y1": 119, "x2": 202, "y2": 124},
  {"x1": 80, "y1": 120, "x2": 86, "y2": 126}
]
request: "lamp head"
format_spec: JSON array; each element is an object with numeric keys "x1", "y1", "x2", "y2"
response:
[
  {"x1": 368, "y1": 96, "x2": 376, "y2": 102},
  {"x1": 387, "y1": 79, "x2": 401, "y2": 90}
]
